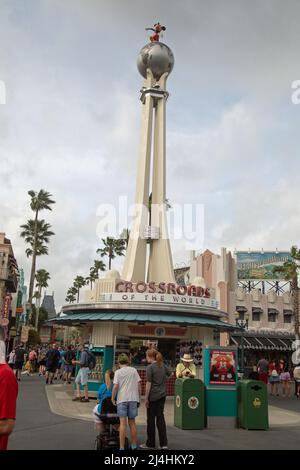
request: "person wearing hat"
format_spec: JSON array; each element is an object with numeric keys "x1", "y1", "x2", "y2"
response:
[{"x1": 176, "y1": 353, "x2": 196, "y2": 379}]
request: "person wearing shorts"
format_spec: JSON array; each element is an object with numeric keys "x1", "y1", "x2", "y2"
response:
[
  {"x1": 45, "y1": 344, "x2": 60, "y2": 385},
  {"x1": 112, "y1": 353, "x2": 141, "y2": 451},
  {"x1": 73, "y1": 344, "x2": 90, "y2": 403},
  {"x1": 280, "y1": 366, "x2": 292, "y2": 397},
  {"x1": 14, "y1": 344, "x2": 26, "y2": 382},
  {"x1": 64, "y1": 345, "x2": 75, "y2": 384}
]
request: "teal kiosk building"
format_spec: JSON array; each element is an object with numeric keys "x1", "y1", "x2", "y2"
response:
[
  {"x1": 204, "y1": 346, "x2": 238, "y2": 428},
  {"x1": 75, "y1": 345, "x2": 114, "y2": 396}
]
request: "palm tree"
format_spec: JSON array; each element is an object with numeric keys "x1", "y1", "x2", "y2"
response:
[
  {"x1": 96, "y1": 237, "x2": 126, "y2": 270},
  {"x1": 93, "y1": 259, "x2": 106, "y2": 276},
  {"x1": 21, "y1": 190, "x2": 55, "y2": 307},
  {"x1": 86, "y1": 268, "x2": 98, "y2": 290},
  {"x1": 65, "y1": 291, "x2": 76, "y2": 303},
  {"x1": 73, "y1": 276, "x2": 86, "y2": 303},
  {"x1": 273, "y1": 246, "x2": 300, "y2": 339},
  {"x1": 65, "y1": 286, "x2": 77, "y2": 304},
  {"x1": 34, "y1": 269, "x2": 50, "y2": 330}
]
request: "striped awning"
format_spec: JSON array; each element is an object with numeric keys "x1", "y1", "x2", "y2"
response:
[
  {"x1": 252, "y1": 307, "x2": 263, "y2": 313},
  {"x1": 236, "y1": 305, "x2": 248, "y2": 312},
  {"x1": 230, "y1": 334, "x2": 294, "y2": 351}
]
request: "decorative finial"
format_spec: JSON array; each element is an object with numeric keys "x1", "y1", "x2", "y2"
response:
[{"x1": 145, "y1": 22, "x2": 166, "y2": 42}]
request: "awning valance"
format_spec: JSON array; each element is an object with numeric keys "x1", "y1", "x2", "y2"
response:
[
  {"x1": 49, "y1": 311, "x2": 236, "y2": 330},
  {"x1": 236, "y1": 306, "x2": 248, "y2": 313},
  {"x1": 268, "y1": 308, "x2": 279, "y2": 314},
  {"x1": 252, "y1": 307, "x2": 263, "y2": 313},
  {"x1": 230, "y1": 334, "x2": 294, "y2": 351}
]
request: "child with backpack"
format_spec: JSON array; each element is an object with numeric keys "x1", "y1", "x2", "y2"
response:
[{"x1": 72, "y1": 344, "x2": 95, "y2": 403}]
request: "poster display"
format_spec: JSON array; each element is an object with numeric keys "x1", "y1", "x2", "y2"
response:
[
  {"x1": 236, "y1": 251, "x2": 291, "y2": 280},
  {"x1": 209, "y1": 349, "x2": 236, "y2": 385}
]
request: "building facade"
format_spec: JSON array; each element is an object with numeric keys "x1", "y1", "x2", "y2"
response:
[
  {"x1": 187, "y1": 248, "x2": 295, "y2": 368},
  {"x1": 0, "y1": 232, "x2": 19, "y2": 344}
]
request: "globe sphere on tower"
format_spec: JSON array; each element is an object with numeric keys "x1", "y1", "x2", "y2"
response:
[{"x1": 137, "y1": 42, "x2": 174, "y2": 81}]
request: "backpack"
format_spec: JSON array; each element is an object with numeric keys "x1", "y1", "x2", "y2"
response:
[{"x1": 86, "y1": 350, "x2": 96, "y2": 370}]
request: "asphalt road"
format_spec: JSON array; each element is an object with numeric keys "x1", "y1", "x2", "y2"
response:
[{"x1": 8, "y1": 375, "x2": 300, "y2": 450}]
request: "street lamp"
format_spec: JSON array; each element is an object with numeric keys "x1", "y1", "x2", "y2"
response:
[{"x1": 234, "y1": 310, "x2": 249, "y2": 377}]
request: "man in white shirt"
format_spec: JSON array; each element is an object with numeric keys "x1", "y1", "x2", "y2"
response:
[{"x1": 112, "y1": 353, "x2": 141, "y2": 451}]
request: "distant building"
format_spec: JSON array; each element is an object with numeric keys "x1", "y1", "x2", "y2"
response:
[
  {"x1": 41, "y1": 293, "x2": 57, "y2": 319},
  {"x1": 40, "y1": 293, "x2": 64, "y2": 344}
]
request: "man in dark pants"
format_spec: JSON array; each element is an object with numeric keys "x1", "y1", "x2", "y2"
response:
[
  {"x1": 14, "y1": 343, "x2": 26, "y2": 381},
  {"x1": 140, "y1": 349, "x2": 171, "y2": 450}
]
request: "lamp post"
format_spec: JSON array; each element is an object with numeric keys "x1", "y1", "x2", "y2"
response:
[{"x1": 234, "y1": 311, "x2": 249, "y2": 376}]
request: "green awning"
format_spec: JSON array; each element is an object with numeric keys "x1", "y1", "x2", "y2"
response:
[{"x1": 49, "y1": 311, "x2": 236, "y2": 330}]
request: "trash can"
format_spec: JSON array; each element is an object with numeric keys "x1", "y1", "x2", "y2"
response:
[
  {"x1": 174, "y1": 378, "x2": 205, "y2": 430},
  {"x1": 238, "y1": 380, "x2": 269, "y2": 430}
]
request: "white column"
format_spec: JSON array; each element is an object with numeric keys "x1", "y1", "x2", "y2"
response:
[
  {"x1": 147, "y1": 72, "x2": 175, "y2": 283},
  {"x1": 122, "y1": 69, "x2": 155, "y2": 282}
]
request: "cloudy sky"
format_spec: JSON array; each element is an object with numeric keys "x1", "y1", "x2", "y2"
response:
[{"x1": 1, "y1": 0, "x2": 300, "y2": 309}]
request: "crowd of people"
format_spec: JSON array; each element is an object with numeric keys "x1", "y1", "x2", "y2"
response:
[
  {"x1": 3, "y1": 334, "x2": 300, "y2": 451},
  {"x1": 6, "y1": 342, "x2": 78, "y2": 385},
  {"x1": 248, "y1": 356, "x2": 300, "y2": 398}
]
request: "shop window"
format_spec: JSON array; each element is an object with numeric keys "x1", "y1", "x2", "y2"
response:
[
  {"x1": 176, "y1": 340, "x2": 203, "y2": 366},
  {"x1": 268, "y1": 312, "x2": 276, "y2": 322},
  {"x1": 252, "y1": 311, "x2": 261, "y2": 322},
  {"x1": 237, "y1": 311, "x2": 244, "y2": 321},
  {"x1": 284, "y1": 315, "x2": 292, "y2": 324}
]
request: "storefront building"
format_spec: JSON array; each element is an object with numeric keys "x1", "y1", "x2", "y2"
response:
[
  {"x1": 0, "y1": 232, "x2": 19, "y2": 347},
  {"x1": 188, "y1": 248, "x2": 295, "y2": 367},
  {"x1": 53, "y1": 270, "x2": 236, "y2": 395}
]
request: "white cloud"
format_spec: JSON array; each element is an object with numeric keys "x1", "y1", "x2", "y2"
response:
[{"x1": 1, "y1": 0, "x2": 300, "y2": 309}]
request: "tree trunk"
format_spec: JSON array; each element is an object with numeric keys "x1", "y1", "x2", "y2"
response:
[
  {"x1": 77, "y1": 289, "x2": 80, "y2": 303},
  {"x1": 35, "y1": 285, "x2": 42, "y2": 331},
  {"x1": 28, "y1": 211, "x2": 39, "y2": 307},
  {"x1": 109, "y1": 256, "x2": 112, "y2": 270},
  {"x1": 292, "y1": 277, "x2": 299, "y2": 340}
]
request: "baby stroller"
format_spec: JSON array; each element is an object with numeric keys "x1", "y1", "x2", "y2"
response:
[{"x1": 94, "y1": 397, "x2": 129, "y2": 450}]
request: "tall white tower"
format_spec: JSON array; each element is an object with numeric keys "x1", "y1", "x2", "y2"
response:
[{"x1": 122, "y1": 42, "x2": 175, "y2": 284}]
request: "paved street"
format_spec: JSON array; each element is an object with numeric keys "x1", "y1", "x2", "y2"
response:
[{"x1": 8, "y1": 375, "x2": 300, "y2": 450}]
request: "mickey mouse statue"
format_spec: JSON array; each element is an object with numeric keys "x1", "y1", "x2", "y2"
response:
[{"x1": 145, "y1": 22, "x2": 166, "y2": 42}]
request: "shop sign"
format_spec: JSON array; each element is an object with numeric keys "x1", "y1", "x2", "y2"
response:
[
  {"x1": 99, "y1": 292, "x2": 218, "y2": 309},
  {"x1": 128, "y1": 324, "x2": 186, "y2": 337},
  {"x1": 155, "y1": 327, "x2": 166, "y2": 337},
  {"x1": 188, "y1": 396, "x2": 199, "y2": 410},
  {"x1": 1, "y1": 294, "x2": 11, "y2": 326},
  {"x1": 209, "y1": 349, "x2": 237, "y2": 385},
  {"x1": 116, "y1": 281, "x2": 211, "y2": 298},
  {"x1": 21, "y1": 326, "x2": 30, "y2": 343}
]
